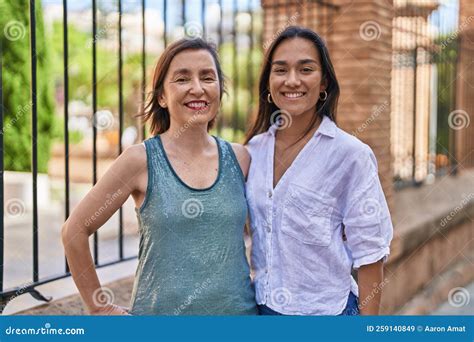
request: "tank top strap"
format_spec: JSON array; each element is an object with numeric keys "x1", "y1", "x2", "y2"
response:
[
  {"x1": 143, "y1": 135, "x2": 174, "y2": 187},
  {"x1": 144, "y1": 135, "x2": 244, "y2": 191}
]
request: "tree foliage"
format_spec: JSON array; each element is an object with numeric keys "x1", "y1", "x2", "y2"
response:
[{"x1": 1, "y1": 0, "x2": 56, "y2": 172}]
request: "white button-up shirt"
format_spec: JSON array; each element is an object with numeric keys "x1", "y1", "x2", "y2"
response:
[{"x1": 245, "y1": 115, "x2": 393, "y2": 315}]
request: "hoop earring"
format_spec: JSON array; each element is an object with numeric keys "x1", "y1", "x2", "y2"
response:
[
  {"x1": 319, "y1": 91, "x2": 328, "y2": 101},
  {"x1": 267, "y1": 93, "x2": 273, "y2": 104}
]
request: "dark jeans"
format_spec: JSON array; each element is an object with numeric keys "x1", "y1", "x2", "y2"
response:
[{"x1": 257, "y1": 291, "x2": 359, "y2": 316}]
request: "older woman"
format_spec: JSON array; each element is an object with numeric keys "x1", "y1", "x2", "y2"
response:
[{"x1": 62, "y1": 38, "x2": 257, "y2": 315}]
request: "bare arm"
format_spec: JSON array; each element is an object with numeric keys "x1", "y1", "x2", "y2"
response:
[
  {"x1": 61, "y1": 144, "x2": 146, "y2": 315},
  {"x1": 357, "y1": 260, "x2": 384, "y2": 315},
  {"x1": 231, "y1": 143, "x2": 251, "y2": 235},
  {"x1": 231, "y1": 143, "x2": 251, "y2": 180}
]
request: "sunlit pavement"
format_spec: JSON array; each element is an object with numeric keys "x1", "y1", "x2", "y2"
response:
[{"x1": 431, "y1": 282, "x2": 474, "y2": 315}]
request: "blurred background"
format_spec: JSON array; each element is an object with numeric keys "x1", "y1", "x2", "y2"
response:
[{"x1": 0, "y1": 0, "x2": 473, "y2": 315}]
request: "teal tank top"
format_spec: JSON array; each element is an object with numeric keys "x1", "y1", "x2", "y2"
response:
[{"x1": 130, "y1": 135, "x2": 257, "y2": 315}]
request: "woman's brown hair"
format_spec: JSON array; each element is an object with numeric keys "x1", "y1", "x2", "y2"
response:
[
  {"x1": 244, "y1": 26, "x2": 340, "y2": 144},
  {"x1": 141, "y1": 38, "x2": 225, "y2": 135}
]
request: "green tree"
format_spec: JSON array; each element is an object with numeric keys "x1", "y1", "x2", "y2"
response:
[
  {"x1": 49, "y1": 19, "x2": 156, "y2": 130},
  {"x1": 218, "y1": 42, "x2": 262, "y2": 141},
  {"x1": 0, "y1": 0, "x2": 55, "y2": 172}
]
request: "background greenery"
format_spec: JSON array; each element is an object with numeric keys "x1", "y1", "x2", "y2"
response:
[
  {"x1": 1, "y1": 0, "x2": 55, "y2": 172},
  {"x1": 1, "y1": 0, "x2": 455, "y2": 175},
  {"x1": 1, "y1": 0, "x2": 262, "y2": 172}
]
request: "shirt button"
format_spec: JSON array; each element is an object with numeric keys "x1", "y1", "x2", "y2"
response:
[
  {"x1": 268, "y1": 191, "x2": 273, "y2": 198},
  {"x1": 266, "y1": 227, "x2": 271, "y2": 233},
  {"x1": 265, "y1": 269, "x2": 268, "y2": 274}
]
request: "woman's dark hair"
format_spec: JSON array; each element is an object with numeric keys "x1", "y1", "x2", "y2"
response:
[
  {"x1": 141, "y1": 38, "x2": 225, "y2": 135},
  {"x1": 244, "y1": 26, "x2": 340, "y2": 144}
]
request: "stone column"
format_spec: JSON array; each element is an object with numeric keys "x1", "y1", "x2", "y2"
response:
[{"x1": 455, "y1": 0, "x2": 474, "y2": 170}]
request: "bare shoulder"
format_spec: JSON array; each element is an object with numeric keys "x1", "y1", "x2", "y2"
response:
[
  {"x1": 230, "y1": 142, "x2": 251, "y2": 178},
  {"x1": 122, "y1": 143, "x2": 146, "y2": 161},
  {"x1": 115, "y1": 143, "x2": 147, "y2": 174},
  {"x1": 113, "y1": 143, "x2": 148, "y2": 195}
]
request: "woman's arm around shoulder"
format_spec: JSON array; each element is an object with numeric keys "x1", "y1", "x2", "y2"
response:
[{"x1": 230, "y1": 143, "x2": 251, "y2": 180}]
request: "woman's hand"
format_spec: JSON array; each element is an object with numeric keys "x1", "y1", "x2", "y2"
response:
[{"x1": 90, "y1": 304, "x2": 131, "y2": 316}]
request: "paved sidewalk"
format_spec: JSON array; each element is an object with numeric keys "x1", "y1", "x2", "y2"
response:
[
  {"x1": 16, "y1": 277, "x2": 134, "y2": 315},
  {"x1": 14, "y1": 170, "x2": 474, "y2": 315},
  {"x1": 19, "y1": 275, "x2": 472, "y2": 315},
  {"x1": 432, "y1": 281, "x2": 474, "y2": 315}
]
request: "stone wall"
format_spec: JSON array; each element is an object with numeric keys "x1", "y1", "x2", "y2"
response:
[{"x1": 455, "y1": 0, "x2": 474, "y2": 169}]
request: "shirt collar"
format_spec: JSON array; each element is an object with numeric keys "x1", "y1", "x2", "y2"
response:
[{"x1": 267, "y1": 115, "x2": 336, "y2": 138}]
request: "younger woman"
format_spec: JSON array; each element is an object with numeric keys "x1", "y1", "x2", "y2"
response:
[{"x1": 245, "y1": 26, "x2": 393, "y2": 315}]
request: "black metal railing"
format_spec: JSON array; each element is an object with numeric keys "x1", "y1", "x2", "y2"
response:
[
  {"x1": 392, "y1": 0, "x2": 461, "y2": 189},
  {"x1": 0, "y1": 37, "x2": 4, "y2": 307},
  {"x1": 0, "y1": 0, "x2": 261, "y2": 311},
  {"x1": 0, "y1": 0, "x2": 339, "y2": 313}
]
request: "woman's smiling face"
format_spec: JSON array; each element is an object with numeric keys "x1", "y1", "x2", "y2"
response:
[
  {"x1": 159, "y1": 49, "x2": 221, "y2": 128},
  {"x1": 269, "y1": 37, "x2": 326, "y2": 118}
]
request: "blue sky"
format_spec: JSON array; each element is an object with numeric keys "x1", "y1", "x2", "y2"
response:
[
  {"x1": 42, "y1": 0, "x2": 261, "y2": 18},
  {"x1": 41, "y1": 0, "x2": 459, "y2": 33}
]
